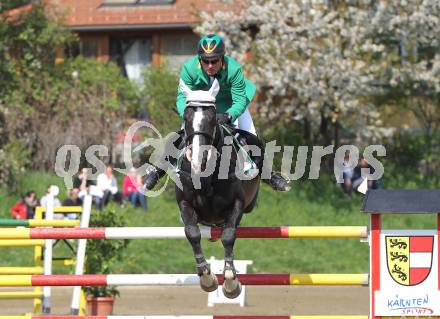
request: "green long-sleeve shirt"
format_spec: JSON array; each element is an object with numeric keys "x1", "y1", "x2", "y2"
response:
[{"x1": 176, "y1": 55, "x2": 256, "y2": 121}]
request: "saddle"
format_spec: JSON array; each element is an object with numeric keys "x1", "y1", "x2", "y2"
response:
[{"x1": 172, "y1": 125, "x2": 264, "y2": 177}]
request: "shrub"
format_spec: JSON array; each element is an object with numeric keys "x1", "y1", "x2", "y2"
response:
[
  {"x1": 0, "y1": 138, "x2": 30, "y2": 190},
  {"x1": 84, "y1": 208, "x2": 130, "y2": 297},
  {"x1": 0, "y1": 4, "x2": 140, "y2": 170},
  {"x1": 142, "y1": 65, "x2": 180, "y2": 135}
]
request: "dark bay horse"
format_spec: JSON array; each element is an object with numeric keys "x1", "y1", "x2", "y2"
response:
[{"x1": 175, "y1": 79, "x2": 260, "y2": 298}]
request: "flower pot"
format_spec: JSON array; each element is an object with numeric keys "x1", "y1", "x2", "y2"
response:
[{"x1": 86, "y1": 295, "x2": 115, "y2": 315}]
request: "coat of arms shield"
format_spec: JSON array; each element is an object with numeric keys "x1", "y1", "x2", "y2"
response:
[{"x1": 386, "y1": 236, "x2": 434, "y2": 286}]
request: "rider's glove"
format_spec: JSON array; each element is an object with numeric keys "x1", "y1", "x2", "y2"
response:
[{"x1": 216, "y1": 113, "x2": 232, "y2": 125}]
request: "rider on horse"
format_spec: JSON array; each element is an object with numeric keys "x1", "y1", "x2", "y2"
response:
[{"x1": 144, "y1": 34, "x2": 291, "y2": 192}]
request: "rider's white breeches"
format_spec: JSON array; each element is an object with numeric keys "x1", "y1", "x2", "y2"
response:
[{"x1": 234, "y1": 108, "x2": 257, "y2": 135}]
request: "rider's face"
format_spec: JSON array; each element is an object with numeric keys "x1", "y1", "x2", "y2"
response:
[{"x1": 200, "y1": 57, "x2": 222, "y2": 76}]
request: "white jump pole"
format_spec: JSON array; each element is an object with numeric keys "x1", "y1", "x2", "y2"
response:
[
  {"x1": 42, "y1": 186, "x2": 58, "y2": 313},
  {"x1": 70, "y1": 194, "x2": 92, "y2": 315}
]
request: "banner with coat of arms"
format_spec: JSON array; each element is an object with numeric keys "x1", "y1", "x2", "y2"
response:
[
  {"x1": 386, "y1": 235, "x2": 433, "y2": 286},
  {"x1": 375, "y1": 230, "x2": 440, "y2": 316}
]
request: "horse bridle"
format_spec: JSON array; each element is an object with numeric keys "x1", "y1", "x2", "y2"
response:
[
  {"x1": 185, "y1": 130, "x2": 215, "y2": 145},
  {"x1": 184, "y1": 103, "x2": 217, "y2": 146}
]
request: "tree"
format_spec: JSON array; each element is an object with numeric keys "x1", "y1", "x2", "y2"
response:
[
  {"x1": 359, "y1": 0, "x2": 440, "y2": 172},
  {"x1": 197, "y1": 1, "x2": 384, "y2": 146},
  {"x1": 197, "y1": 0, "x2": 439, "y2": 148},
  {"x1": 142, "y1": 65, "x2": 180, "y2": 134},
  {"x1": 0, "y1": 3, "x2": 139, "y2": 175}
]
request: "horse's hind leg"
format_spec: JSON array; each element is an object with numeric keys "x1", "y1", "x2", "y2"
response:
[
  {"x1": 221, "y1": 199, "x2": 244, "y2": 299},
  {"x1": 180, "y1": 201, "x2": 218, "y2": 292}
]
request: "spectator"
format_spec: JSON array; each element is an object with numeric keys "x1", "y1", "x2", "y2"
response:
[
  {"x1": 40, "y1": 186, "x2": 63, "y2": 219},
  {"x1": 73, "y1": 167, "x2": 101, "y2": 208},
  {"x1": 62, "y1": 188, "x2": 82, "y2": 220},
  {"x1": 341, "y1": 153, "x2": 355, "y2": 196},
  {"x1": 123, "y1": 168, "x2": 148, "y2": 211},
  {"x1": 10, "y1": 198, "x2": 27, "y2": 220},
  {"x1": 96, "y1": 165, "x2": 123, "y2": 210},
  {"x1": 74, "y1": 168, "x2": 93, "y2": 198},
  {"x1": 23, "y1": 190, "x2": 39, "y2": 219},
  {"x1": 348, "y1": 158, "x2": 381, "y2": 194}
]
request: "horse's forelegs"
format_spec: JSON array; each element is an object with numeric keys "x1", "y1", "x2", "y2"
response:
[
  {"x1": 180, "y1": 201, "x2": 218, "y2": 292},
  {"x1": 221, "y1": 199, "x2": 244, "y2": 299}
]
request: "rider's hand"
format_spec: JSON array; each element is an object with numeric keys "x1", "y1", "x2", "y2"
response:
[{"x1": 216, "y1": 113, "x2": 232, "y2": 125}]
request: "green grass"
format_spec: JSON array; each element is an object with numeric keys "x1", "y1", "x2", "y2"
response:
[{"x1": 0, "y1": 170, "x2": 437, "y2": 276}]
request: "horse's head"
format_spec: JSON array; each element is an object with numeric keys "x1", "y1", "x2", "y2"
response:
[{"x1": 180, "y1": 79, "x2": 220, "y2": 175}]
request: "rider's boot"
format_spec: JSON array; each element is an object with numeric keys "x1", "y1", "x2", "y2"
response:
[
  {"x1": 237, "y1": 131, "x2": 291, "y2": 192},
  {"x1": 143, "y1": 166, "x2": 166, "y2": 190},
  {"x1": 143, "y1": 130, "x2": 185, "y2": 190},
  {"x1": 265, "y1": 172, "x2": 291, "y2": 192}
]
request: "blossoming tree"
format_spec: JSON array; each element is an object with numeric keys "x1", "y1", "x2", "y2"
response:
[{"x1": 197, "y1": 0, "x2": 439, "y2": 148}]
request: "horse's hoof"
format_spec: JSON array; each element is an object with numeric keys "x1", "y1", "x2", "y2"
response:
[
  {"x1": 222, "y1": 269, "x2": 241, "y2": 299},
  {"x1": 222, "y1": 280, "x2": 242, "y2": 299},
  {"x1": 199, "y1": 270, "x2": 218, "y2": 292}
]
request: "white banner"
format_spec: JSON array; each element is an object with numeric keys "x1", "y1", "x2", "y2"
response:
[{"x1": 375, "y1": 230, "x2": 439, "y2": 316}]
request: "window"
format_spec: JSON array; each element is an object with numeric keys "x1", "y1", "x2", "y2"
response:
[
  {"x1": 80, "y1": 38, "x2": 98, "y2": 58},
  {"x1": 162, "y1": 33, "x2": 199, "y2": 71},
  {"x1": 110, "y1": 38, "x2": 152, "y2": 86},
  {"x1": 137, "y1": 0, "x2": 174, "y2": 3},
  {"x1": 102, "y1": 0, "x2": 174, "y2": 5}
]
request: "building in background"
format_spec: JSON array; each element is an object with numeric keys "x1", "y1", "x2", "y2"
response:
[{"x1": 51, "y1": 0, "x2": 241, "y2": 84}]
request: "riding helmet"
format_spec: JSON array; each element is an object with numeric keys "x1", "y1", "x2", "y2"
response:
[{"x1": 197, "y1": 34, "x2": 225, "y2": 59}]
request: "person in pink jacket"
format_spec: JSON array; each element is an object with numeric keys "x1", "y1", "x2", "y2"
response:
[{"x1": 123, "y1": 168, "x2": 148, "y2": 211}]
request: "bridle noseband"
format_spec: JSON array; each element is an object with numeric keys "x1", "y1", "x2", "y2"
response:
[
  {"x1": 185, "y1": 131, "x2": 215, "y2": 145},
  {"x1": 184, "y1": 102, "x2": 217, "y2": 145}
]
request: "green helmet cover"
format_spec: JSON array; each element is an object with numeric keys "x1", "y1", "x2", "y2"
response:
[{"x1": 197, "y1": 34, "x2": 225, "y2": 58}]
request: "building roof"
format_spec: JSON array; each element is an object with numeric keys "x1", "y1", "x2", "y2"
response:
[
  {"x1": 50, "y1": 0, "x2": 242, "y2": 30},
  {"x1": 2, "y1": 3, "x2": 34, "y2": 22}
]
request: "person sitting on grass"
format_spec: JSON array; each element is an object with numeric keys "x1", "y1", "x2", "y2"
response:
[{"x1": 123, "y1": 167, "x2": 148, "y2": 211}]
